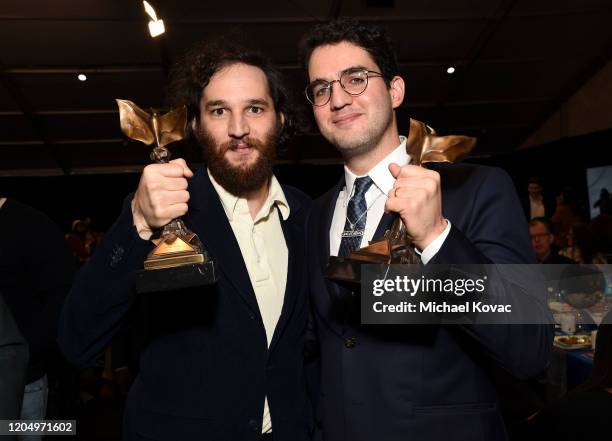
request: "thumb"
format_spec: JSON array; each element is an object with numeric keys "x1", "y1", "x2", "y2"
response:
[
  {"x1": 170, "y1": 158, "x2": 194, "y2": 178},
  {"x1": 388, "y1": 162, "x2": 401, "y2": 179}
]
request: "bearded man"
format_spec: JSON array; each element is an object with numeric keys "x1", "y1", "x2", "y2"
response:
[{"x1": 59, "y1": 42, "x2": 312, "y2": 441}]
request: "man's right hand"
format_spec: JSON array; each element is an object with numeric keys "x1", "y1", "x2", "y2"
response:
[{"x1": 131, "y1": 158, "x2": 193, "y2": 240}]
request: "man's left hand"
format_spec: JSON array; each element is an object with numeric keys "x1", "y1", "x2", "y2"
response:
[{"x1": 385, "y1": 163, "x2": 447, "y2": 251}]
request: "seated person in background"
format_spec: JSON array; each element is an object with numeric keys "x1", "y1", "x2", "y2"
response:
[
  {"x1": 560, "y1": 223, "x2": 608, "y2": 264},
  {"x1": 529, "y1": 217, "x2": 575, "y2": 264},
  {"x1": 525, "y1": 312, "x2": 612, "y2": 440}
]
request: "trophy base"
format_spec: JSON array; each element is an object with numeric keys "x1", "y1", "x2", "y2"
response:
[
  {"x1": 325, "y1": 256, "x2": 362, "y2": 285},
  {"x1": 143, "y1": 251, "x2": 204, "y2": 270},
  {"x1": 325, "y1": 240, "x2": 391, "y2": 285},
  {"x1": 135, "y1": 260, "x2": 217, "y2": 293}
]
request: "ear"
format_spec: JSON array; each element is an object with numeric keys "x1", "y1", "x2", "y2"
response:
[
  {"x1": 279, "y1": 112, "x2": 285, "y2": 128},
  {"x1": 388, "y1": 75, "x2": 405, "y2": 109}
]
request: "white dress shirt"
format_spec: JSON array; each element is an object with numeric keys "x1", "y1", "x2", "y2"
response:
[
  {"x1": 329, "y1": 136, "x2": 451, "y2": 264},
  {"x1": 529, "y1": 195, "x2": 545, "y2": 219},
  {"x1": 209, "y1": 170, "x2": 288, "y2": 434}
]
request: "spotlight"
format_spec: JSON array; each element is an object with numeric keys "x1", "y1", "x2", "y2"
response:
[
  {"x1": 447, "y1": 67, "x2": 456, "y2": 74},
  {"x1": 78, "y1": 74, "x2": 87, "y2": 81},
  {"x1": 143, "y1": 1, "x2": 165, "y2": 38}
]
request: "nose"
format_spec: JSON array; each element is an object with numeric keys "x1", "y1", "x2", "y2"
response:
[
  {"x1": 329, "y1": 80, "x2": 352, "y2": 110},
  {"x1": 228, "y1": 112, "x2": 249, "y2": 139}
]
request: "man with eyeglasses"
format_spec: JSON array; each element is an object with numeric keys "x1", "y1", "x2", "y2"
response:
[
  {"x1": 529, "y1": 217, "x2": 575, "y2": 264},
  {"x1": 300, "y1": 19, "x2": 552, "y2": 441}
]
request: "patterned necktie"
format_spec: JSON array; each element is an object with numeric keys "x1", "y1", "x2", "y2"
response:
[{"x1": 338, "y1": 176, "x2": 374, "y2": 257}]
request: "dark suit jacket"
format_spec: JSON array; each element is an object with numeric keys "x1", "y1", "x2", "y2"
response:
[
  {"x1": 307, "y1": 163, "x2": 553, "y2": 441},
  {"x1": 59, "y1": 170, "x2": 313, "y2": 441},
  {"x1": 521, "y1": 195, "x2": 555, "y2": 221}
]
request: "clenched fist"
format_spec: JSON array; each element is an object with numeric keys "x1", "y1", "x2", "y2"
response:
[
  {"x1": 131, "y1": 158, "x2": 193, "y2": 240},
  {"x1": 385, "y1": 163, "x2": 447, "y2": 251}
]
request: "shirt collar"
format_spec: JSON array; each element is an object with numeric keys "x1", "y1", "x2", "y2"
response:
[
  {"x1": 343, "y1": 136, "x2": 410, "y2": 195},
  {"x1": 208, "y1": 169, "x2": 290, "y2": 222}
]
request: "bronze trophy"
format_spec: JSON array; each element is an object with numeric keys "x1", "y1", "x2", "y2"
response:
[
  {"x1": 116, "y1": 99, "x2": 217, "y2": 293},
  {"x1": 325, "y1": 118, "x2": 476, "y2": 284}
]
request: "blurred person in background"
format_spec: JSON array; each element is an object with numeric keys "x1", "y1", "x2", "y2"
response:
[
  {"x1": 522, "y1": 177, "x2": 554, "y2": 221},
  {"x1": 551, "y1": 186, "x2": 583, "y2": 249},
  {"x1": 529, "y1": 217, "x2": 575, "y2": 264},
  {"x1": 560, "y1": 223, "x2": 608, "y2": 264},
  {"x1": 524, "y1": 312, "x2": 612, "y2": 440},
  {"x1": 1, "y1": 292, "x2": 29, "y2": 425},
  {"x1": 590, "y1": 188, "x2": 612, "y2": 257},
  {"x1": 0, "y1": 197, "x2": 76, "y2": 441}
]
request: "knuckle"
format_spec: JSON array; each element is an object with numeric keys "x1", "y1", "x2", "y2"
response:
[{"x1": 152, "y1": 206, "x2": 164, "y2": 220}]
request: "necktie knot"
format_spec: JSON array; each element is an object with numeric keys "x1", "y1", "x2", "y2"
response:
[{"x1": 352, "y1": 176, "x2": 373, "y2": 200}]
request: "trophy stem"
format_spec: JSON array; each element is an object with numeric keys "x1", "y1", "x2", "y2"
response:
[
  {"x1": 151, "y1": 146, "x2": 170, "y2": 163},
  {"x1": 386, "y1": 220, "x2": 420, "y2": 264}
]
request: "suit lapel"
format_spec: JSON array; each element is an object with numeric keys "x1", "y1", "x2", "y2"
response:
[
  {"x1": 185, "y1": 171, "x2": 260, "y2": 315},
  {"x1": 315, "y1": 178, "x2": 351, "y2": 336},
  {"x1": 372, "y1": 212, "x2": 397, "y2": 241},
  {"x1": 319, "y1": 177, "x2": 344, "y2": 271},
  {"x1": 269, "y1": 198, "x2": 304, "y2": 352}
]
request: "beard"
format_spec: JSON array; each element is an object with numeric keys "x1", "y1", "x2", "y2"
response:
[{"x1": 195, "y1": 124, "x2": 279, "y2": 197}]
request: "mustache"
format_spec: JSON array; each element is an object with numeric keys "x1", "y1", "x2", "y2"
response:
[{"x1": 220, "y1": 137, "x2": 265, "y2": 152}]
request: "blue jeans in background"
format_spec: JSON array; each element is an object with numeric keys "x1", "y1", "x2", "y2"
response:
[{"x1": 19, "y1": 375, "x2": 48, "y2": 441}]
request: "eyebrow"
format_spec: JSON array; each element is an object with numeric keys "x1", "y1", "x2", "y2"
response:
[
  {"x1": 312, "y1": 65, "x2": 370, "y2": 82},
  {"x1": 204, "y1": 98, "x2": 271, "y2": 109}
]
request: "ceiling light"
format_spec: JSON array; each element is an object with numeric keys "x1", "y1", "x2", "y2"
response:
[
  {"x1": 447, "y1": 66, "x2": 456, "y2": 74},
  {"x1": 77, "y1": 74, "x2": 87, "y2": 81},
  {"x1": 143, "y1": 1, "x2": 165, "y2": 38}
]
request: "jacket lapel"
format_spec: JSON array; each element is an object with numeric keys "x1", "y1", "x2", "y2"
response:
[
  {"x1": 372, "y1": 212, "x2": 397, "y2": 241},
  {"x1": 319, "y1": 178, "x2": 344, "y2": 271},
  {"x1": 185, "y1": 170, "x2": 260, "y2": 315},
  {"x1": 316, "y1": 178, "x2": 351, "y2": 336},
  {"x1": 269, "y1": 194, "x2": 305, "y2": 352}
]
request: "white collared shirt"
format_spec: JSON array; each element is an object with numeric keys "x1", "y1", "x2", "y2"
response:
[
  {"x1": 529, "y1": 195, "x2": 545, "y2": 219},
  {"x1": 329, "y1": 136, "x2": 451, "y2": 264},
  {"x1": 209, "y1": 170, "x2": 288, "y2": 434}
]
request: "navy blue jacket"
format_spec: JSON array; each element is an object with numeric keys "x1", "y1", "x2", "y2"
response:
[
  {"x1": 59, "y1": 170, "x2": 313, "y2": 441},
  {"x1": 307, "y1": 163, "x2": 553, "y2": 441}
]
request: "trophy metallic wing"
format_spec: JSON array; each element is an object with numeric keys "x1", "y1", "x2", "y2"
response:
[
  {"x1": 406, "y1": 118, "x2": 476, "y2": 165},
  {"x1": 157, "y1": 106, "x2": 187, "y2": 148},
  {"x1": 116, "y1": 99, "x2": 156, "y2": 146}
]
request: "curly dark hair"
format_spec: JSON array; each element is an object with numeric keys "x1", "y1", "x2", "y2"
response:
[
  {"x1": 299, "y1": 18, "x2": 399, "y2": 85},
  {"x1": 166, "y1": 39, "x2": 298, "y2": 147}
]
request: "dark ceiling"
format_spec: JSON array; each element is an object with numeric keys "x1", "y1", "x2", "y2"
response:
[{"x1": 1, "y1": 0, "x2": 611, "y2": 176}]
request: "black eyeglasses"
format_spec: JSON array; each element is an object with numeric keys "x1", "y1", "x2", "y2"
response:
[{"x1": 305, "y1": 67, "x2": 385, "y2": 106}]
